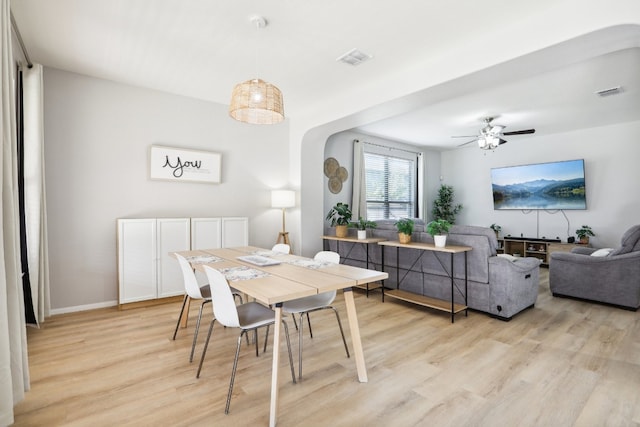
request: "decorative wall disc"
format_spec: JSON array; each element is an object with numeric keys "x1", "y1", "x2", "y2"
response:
[
  {"x1": 324, "y1": 157, "x2": 348, "y2": 194},
  {"x1": 328, "y1": 176, "x2": 343, "y2": 194},
  {"x1": 324, "y1": 157, "x2": 339, "y2": 177}
]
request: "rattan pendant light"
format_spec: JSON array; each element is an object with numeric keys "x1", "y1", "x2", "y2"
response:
[{"x1": 229, "y1": 16, "x2": 284, "y2": 125}]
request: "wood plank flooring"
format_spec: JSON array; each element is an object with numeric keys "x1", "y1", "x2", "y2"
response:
[{"x1": 13, "y1": 269, "x2": 640, "y2": 426}]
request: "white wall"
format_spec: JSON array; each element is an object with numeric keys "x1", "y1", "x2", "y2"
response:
[
  {"x1": 441, "y1": 120, "x2": 640, "y2": 248},
  {"x1": 44, "y1": 68, "x2": 290, "y2": 311}
]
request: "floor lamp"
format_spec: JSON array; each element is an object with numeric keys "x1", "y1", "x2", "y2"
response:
[{"x1": 271, "y1": 190, "x2": 295, "y2": 248}]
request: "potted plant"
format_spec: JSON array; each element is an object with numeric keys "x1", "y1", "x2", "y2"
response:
[
  {"x1": 427, "y1": 219, "x2": 451, "y2": 248},
  {"x1": 490, "y1": 223, "x2": 501, "y2": 239},
  {"x1": 576, "y1": 225, "x2": 595, "y2": 244},
  {"x1": 349, "y1": 217, "x2": 377, "y2": 240},
  {"x1": 431, "y1": 184, "x2": 463, "y2": 224},
  {"x1": 395, "y1": 218, "x2": 414, "y2": 244},
  {"x1": 326, "y1": 202, "x2": 352, "y2": 238}
]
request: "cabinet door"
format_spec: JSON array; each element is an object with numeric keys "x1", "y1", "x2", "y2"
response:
[
  {"x1": 157, "y1": 218, "x2": 191, "y2": 298},
  {"x1": 117, "y1": 219, "x2": 157, "y2": 304},
  {"x1": 190, "y1": 218, "x2": 222, "y2": 250},
  {"x1": 222, "y1": 217, "x2": 249, "y2": 247}
]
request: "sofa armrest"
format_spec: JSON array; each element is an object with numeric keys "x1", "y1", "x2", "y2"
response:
[
  {"x1": 571, "y1": 246, "x2": 597, "y2": 255},
  {"x1": 487, "y1": 256, "x2": 540, "y2": 318}
]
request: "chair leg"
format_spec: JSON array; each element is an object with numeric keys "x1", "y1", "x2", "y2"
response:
[
  {"x1": 190, "y1": 299, "x2": 211, "y2": 362},
  {"x1": 281, "y1": 320, "x2": 296, "y2": 384},
  {"x1": 329, "y1": 306, "x2": 350, "y2": 359},
  {"x1": 254, "y1": 329, "x2": 259, "y2": 357},
  {"x1": 172, "y1": 294, "x2": 189, "y2": 340},
  {"x1": 298, "y1": 313, "x2": 305, "y2": 379},
  {"x1": 306, "y1": 312, "x2": 313, "y2": 338},
  {"x1": 196, "y1": 318, "x2": 216, "y2": 379},
  {"x1": 263, "y1": 325, "x2": 270, "y2": 353},
  {"x1": 226, "y1": 330, "x2": 247, "y2": 414}
]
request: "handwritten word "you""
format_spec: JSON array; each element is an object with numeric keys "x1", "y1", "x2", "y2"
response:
[{"x1": 163, "y1": 155, "x2": 202, "y2": 178}]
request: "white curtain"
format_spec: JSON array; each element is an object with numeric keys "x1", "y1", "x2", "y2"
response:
[
  {"x1": 1, "y1": 0, "x2": 30, "y2": 423},
  {"x1": 351, "y1": 139, "x2": 367, "y2": 220},
  {"x1": 22, "y1": 64, "x2": 50, "y2": 325}
]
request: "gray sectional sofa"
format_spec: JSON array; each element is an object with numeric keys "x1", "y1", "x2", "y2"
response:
[
  {"x1": 549, "y1": 224, "x2": 640, "y2": 310},
  {"x1": 325, "y1": 221, "x2": 541, "y2": 320}
]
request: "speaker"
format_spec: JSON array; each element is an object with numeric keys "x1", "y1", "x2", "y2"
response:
[{"x1": 567, "y1": 236, "x2": 575, "y2": 243}]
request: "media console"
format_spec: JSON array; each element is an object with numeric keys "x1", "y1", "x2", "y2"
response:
[{"x1": 497, "y1": 236, "x2": 586, "y2": 267}]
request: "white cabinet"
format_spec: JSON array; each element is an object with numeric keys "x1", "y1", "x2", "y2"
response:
[
  {"x1": 117, "y1": 217, "x2": 249, "y2": 305},
  {"x1": 191, "y1": 218, "x2": 222, "y2": 250},
  {"x1": 117, "y1": 218, "x2": 190, "y2": 304},
  {"x1": 157, "y1": 218, "x2": 191, "y2": 298},
  {"x1": 222, "y1": 217, "x2": 249, "y2": 247}
]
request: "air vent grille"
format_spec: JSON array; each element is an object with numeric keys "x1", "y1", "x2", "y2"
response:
[{"x1": 336, "y1": 48, "x2": 373, "y2": 66}]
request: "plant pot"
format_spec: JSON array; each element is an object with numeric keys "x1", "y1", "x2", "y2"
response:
[
  {"x1": 335, "y1": 225, "x2": 348, "y2": 238},
  {"x1": 398, "y1": 232, "x2": 411, "y2": 244},
  {"x1": 434, "y1": 235, "x2": 447, "y2": 248},
  {"x1": 579, "y1": 237, "x2": 589, "y2": 245},
  {"x1": 357, "y1": 230, "x2": 367, "y2": 240}
]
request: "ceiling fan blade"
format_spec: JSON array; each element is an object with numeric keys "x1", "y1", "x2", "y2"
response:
[
  {"x1": 503, "y1": 128, "x2": 535, "y2": 136},
  {"x1": 451, "y1": 135, "x2": 478, "y2": 138},
  {"x1": 498, "y1": 138, "x2": 508, "y2": 145},
  {"x1": 457, "y1": 138, "x2": 477, "y2": 147}
]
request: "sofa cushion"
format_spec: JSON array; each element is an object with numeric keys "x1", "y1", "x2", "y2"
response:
[{"x1": 609, "y1": 225, "x2": 640, "y2": 256}]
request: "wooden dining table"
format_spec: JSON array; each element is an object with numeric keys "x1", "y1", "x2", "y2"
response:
[{"x1": 175, "y1": 246, "x2": 388, "y2": 427}]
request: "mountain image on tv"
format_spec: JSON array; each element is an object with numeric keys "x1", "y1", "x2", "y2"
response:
[{"x1": 491, "y1": 159, "x2": 586, "y2": 210}]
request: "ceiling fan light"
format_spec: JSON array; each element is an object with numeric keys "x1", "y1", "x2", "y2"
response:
[
  {"x1": 477, "y1": 137, "x2": 487, "y2": 149},
  {"x1": 229, "y1": 78, "x2": 285, "y2": 125},
  {"x1": 490, "y1": 125, "x2": 505, "y2": 134}
]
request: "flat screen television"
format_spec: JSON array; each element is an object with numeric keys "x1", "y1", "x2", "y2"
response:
[{"x1": 491, "y1": 159, "x2": 586, "y2": 210}]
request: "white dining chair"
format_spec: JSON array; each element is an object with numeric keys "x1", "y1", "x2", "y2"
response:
[
  {"x1": 172, "y1": 253, "x2": 242, "y2": 362},
  {"x1": 272, "y1": 243, "x2": 290, "y2": 254},
  {"x1": 196, "y1": 265, "x2": 296, "y2": 414},
  {"x1": 282, "y1": 250, "x2": 350, "y2": 379}
]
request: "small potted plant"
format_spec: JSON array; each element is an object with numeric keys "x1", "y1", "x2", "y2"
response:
[
  {"x1": 395, "y1": 218, "x2": 414, "y2": 244},
  {"x1": 427, "y1": 219, "x2": 451, "y2": 248},
  {"x1": 490, "y1": 223, "x2": 501, "y2": 239},
  {"x1": 349, "y1": 217, "x2": 377, "y2": 240},
  {"x1": 326, "y1": 202, "x2": 352, "y2": 238},
  {"x1": 576, "y1": 225, "x2": 595, "y2": 244}
]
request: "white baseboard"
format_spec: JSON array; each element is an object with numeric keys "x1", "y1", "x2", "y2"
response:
[{"x1": 50, "y1": 300, "x2": 118, "y2": 315}]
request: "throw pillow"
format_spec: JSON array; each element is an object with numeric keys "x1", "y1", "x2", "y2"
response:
[
  {"x1": 590, "y1": 248, "x2": 614, "y2": 257},
  {"x1": 497, "y1": 253, "x2": 519, "y2": 262}
]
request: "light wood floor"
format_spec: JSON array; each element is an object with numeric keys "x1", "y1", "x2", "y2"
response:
[{"x1": 13, "y1": 269, "x2": 640, "y2": 426}]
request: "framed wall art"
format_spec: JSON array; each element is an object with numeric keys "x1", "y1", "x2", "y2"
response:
[{"x1": 149, "y1": 145, "x2": 221, "y2": 184}]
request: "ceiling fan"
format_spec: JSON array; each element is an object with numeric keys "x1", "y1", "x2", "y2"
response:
[{"x1": 454, "y1": 117, "x2": 535, "y2": 150}]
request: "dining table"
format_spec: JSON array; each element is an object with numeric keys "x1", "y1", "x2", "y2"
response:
[{"x1": 174, "y1": 246, "x2": 388, "y2": 427}]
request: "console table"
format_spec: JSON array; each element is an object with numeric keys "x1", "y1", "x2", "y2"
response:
[
  {"x1": 378, "y1": 240, "x2": 472, "y2": 323},
  {"x1": 322, "y1": 235, "x2": 387, "y2": 296}
]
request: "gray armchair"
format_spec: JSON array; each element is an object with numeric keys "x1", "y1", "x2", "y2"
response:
[{"x1": 549, "y1": 225, "x2": 640, "y2": 310}]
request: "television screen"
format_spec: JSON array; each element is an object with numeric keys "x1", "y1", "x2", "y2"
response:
[{"x1": 491, "y1": 159, "x2": 586, "y2": 210}]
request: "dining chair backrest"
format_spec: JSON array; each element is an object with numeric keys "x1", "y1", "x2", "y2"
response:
[
  {"x1": 272, "y1": 244, "x2": 290, "y2": 254},
  {"x1": 314, "y1": 251, "x2": 340, "y2": 264},
  {"x1": 175, "y1": 253, "x2": 205, "y2": 299},
  {"x1": 203, "y1": 265, "x2": 240, "y2": 328}
]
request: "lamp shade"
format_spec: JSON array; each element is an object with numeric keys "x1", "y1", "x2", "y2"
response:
[
  {"x1": 229, "y1": 79, "x2": 285, "y2": 125},
  {"x1": 271, "y1": 190, "x2": 295, "y2": 208}
]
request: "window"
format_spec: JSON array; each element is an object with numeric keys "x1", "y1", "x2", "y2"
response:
[{"x1": 364, "y1": 149, "x2": 419, "y2": 220}]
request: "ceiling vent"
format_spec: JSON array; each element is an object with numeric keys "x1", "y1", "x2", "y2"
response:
[
  {"x1": 595, "y1": 86, "x2": 623, "y2": 97},
  {"x1": 336, "y1": 48, "x2": 373, "y2": 66}
]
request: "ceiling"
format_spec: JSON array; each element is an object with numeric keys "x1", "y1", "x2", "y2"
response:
[{"x1": 10, "y1": 1, "x2": 640, "y2": 150}]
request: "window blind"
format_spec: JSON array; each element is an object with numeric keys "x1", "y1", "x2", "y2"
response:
[{"x1": 364, "y1": 152, "x2": 417, "y2": 220}]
